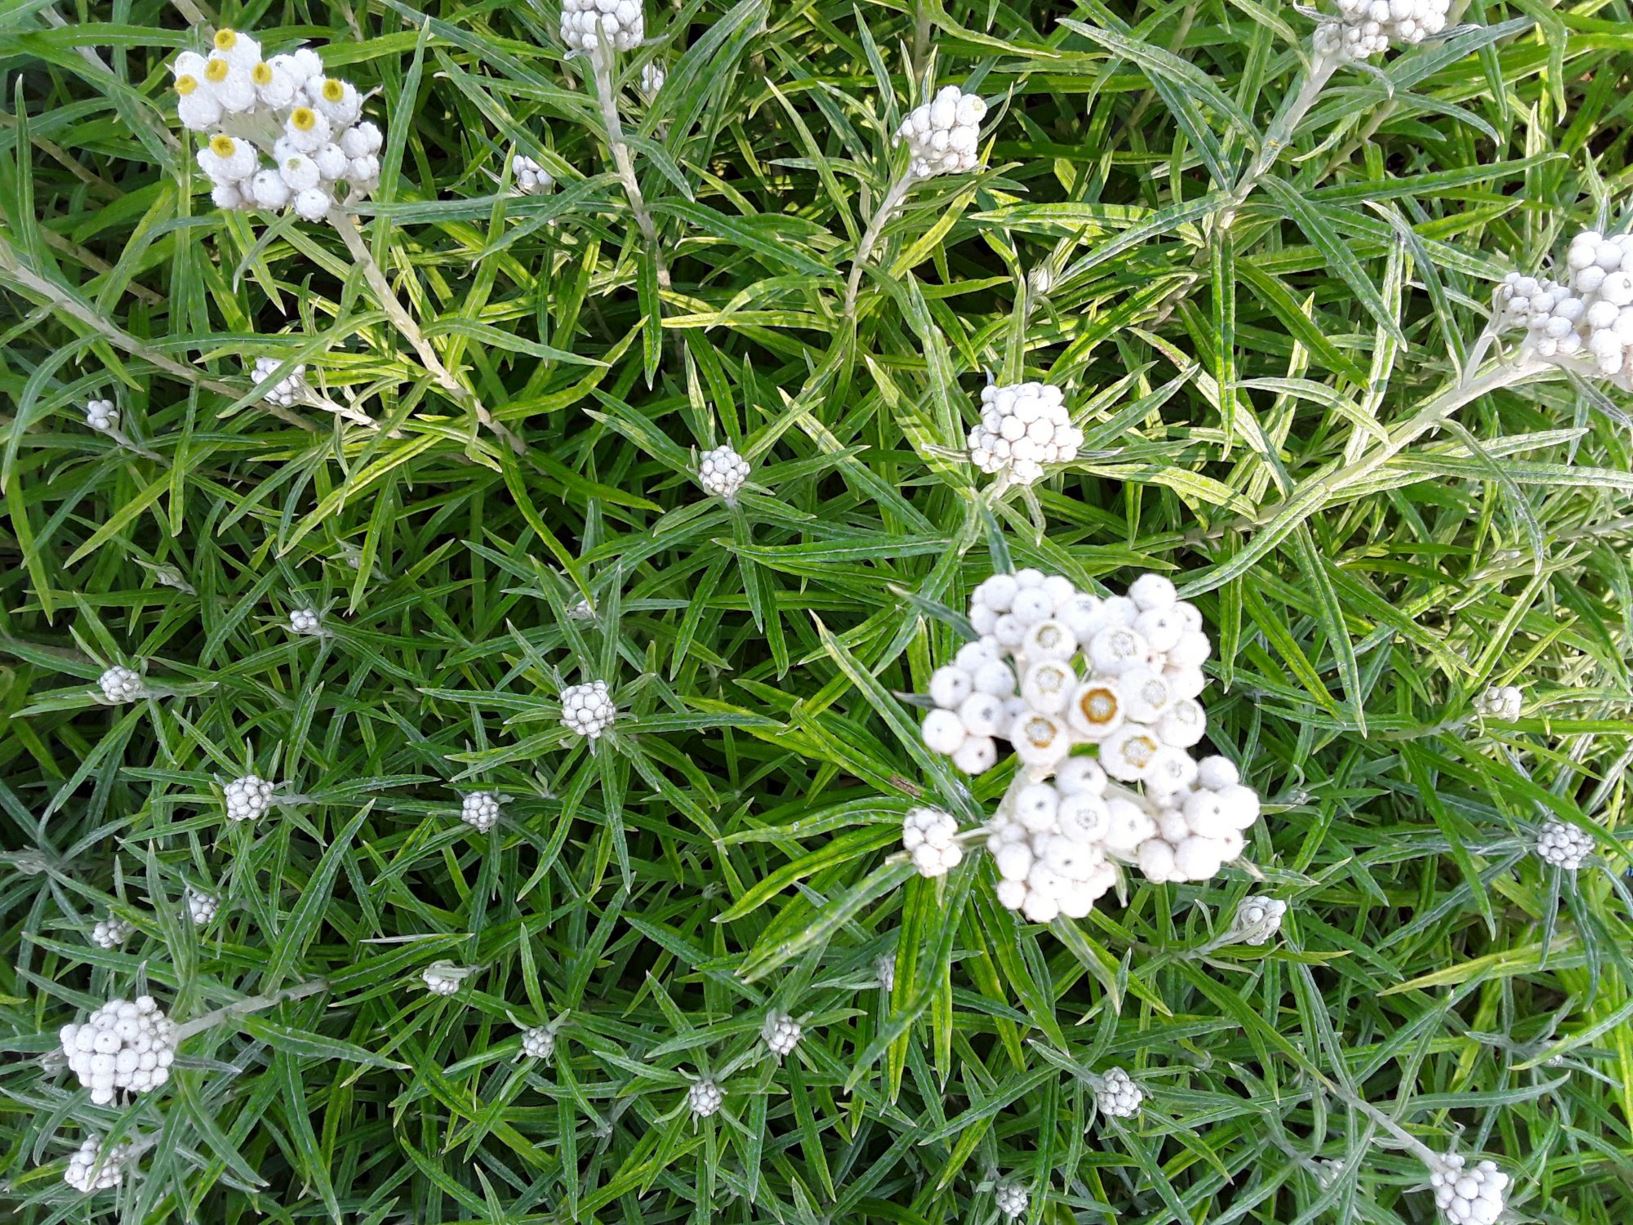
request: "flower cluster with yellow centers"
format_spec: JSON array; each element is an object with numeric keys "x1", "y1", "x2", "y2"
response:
[{"x1": 173, "y1": 27, "x2": 383, "y2": 220}]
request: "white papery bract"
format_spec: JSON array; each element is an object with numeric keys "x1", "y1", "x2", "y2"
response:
[
  {"x1": 85, "y1": 399, "x2": 119, "y2": 432},
  {"x1": 59, "y1": 996, "x2": 176, "y2": 1105},
  {"x1": 460, "y1": 791, "x2": 502, "y2": 833},
  {"x1": 1494, "y1": 228, "x2": 1633, "y2": 387},
  {"x1": 688, "y1": 1078, "x2": 724, "y2": 1118},
  {"x1": 762, "y1": 1010, "x2": 802, "y2": 1058},
  {"x1": 966, "y1": 382, "x2": 1083, "y2": 486},
  {"x1": 995, "y1": 1182, "x2": 1030, "y2": 1220},
  {"x1": 289, "y1": 607, "x2": 322, "y2": 635},
  {"x1": 63, "y1": 1134, "x2": 127, "y2": 1193},
  {"x1": 173, "y1": 27, "x2": 382, "y2": 218},
  {"x1": 895, "y1": 85, "x2": 986, "y2": 179},
  {"x1": 422, "y1": 961, "x2": 465, "y2": 996},
  {"x1": 561, "y1": 680, "x2": 616, "y2": 739},
  {"x1": 225, "y1": 774, "x2": 275, "y2": 823},
  {"x1": 1096, "y1": 1066, "x2": 1144, "y2": 1119},
  {"x1": 640, "y1": 63, "x2": 665, "y2": 95},
  {"x1": 520, "y1": 1024, "x2": 555, "y2": 1059},
  {"x1": 875, "y1": 953, "x2": 896, "y2": 991},
  {"x1": 98, "y1": 665, "x2": 144, "y2": 704},
  {"x1": 90, "y1": 915, "x2": 133, "y2": 950},
  {"x1": 511, "y1": 154, "x2": 553, "y2": 195},
  {"x1": 1431, "y1": 1154, "x2": 1509, "y2": 1225},
  {"x1": 1536, "y1": 819, "x2": 1594, "y2": 870},
  {"x1": 251, "y1": 356, "x2": 309, "y2": 408},
  {"x1": 901, "y1": 806, "x2": 963, "y2": 877},
  {"x1": 1475, "y1": 684, "x2": 1523, "y2": 722},
  {"x1": 698, "y1": 445, "x2": 750, "y2": 502},
  {"x1": 185, "y1": 887, "x2": 218, "y2": 926},
  {"x1": 1233, "y1": 896, "x2": 1287, "y2": 945},
  {"x1": 561, "y1": 0, "x2": 644, "y2": 53},
  {"x1": 1313, "y1": 0, "x2": 1450, "y2": 61}
]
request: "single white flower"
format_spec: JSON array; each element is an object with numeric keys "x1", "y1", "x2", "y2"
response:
[
  {"x1": 561, "y1": 680, "x2": 616, "y2": 739},
  {"x1": 90, "y1": 915, "x2": 133, "y2": 950},
  {"x1": 224, "y1": 774, "x2": 275, "y2": 823},
  {"x1": 1095, "y1": 1066, "x2": 1144, "y2": 1119},
  {"x1": 63, "y1": 1134, "x2": 128, "y2": 1193},
  {"x1": 762, "y1": 1010, "x2": 802, "y2": 1058},
  {"x1": 895, "y1": 85, "x2": 986, "y2": 179},
  {"x1": 460, "y1": 791, "x2": 502, "y2": 833},
  {"x1": 1429, "y1": 1153, "x2": 1508, "y2": 1225},
  {"x1": 97, "y1": 665, "x2": 144, "y2": 704},
  {"x1": 59, "y1": 996, "x2": 176, "y2": 1105},
  {"x1": 687, "y1": 1076, "x2": 724, "y2": 1118},
  {"x1": 698, "y1": 444, "x2": 751, "y2": 503}
]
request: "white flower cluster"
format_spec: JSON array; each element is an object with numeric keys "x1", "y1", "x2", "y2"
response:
[
  {"x1": 520, "y1": 1024, "x2": 556, "y2": 1060},
  {"x1": 98, "y1": 665, "x2": 144, "y2": 703},
  {"x1": 1475, "y1": 684, "x2": 1523, "y2": 722},
  {"x1": 289, "y1": 608, "x2": 322, "y2": 635},
  {"x1": 1233, "y1": 896, "x2": 1287, "y2": 945},
  {"x1": 561, "y1": 680, "x2": 616, "y2": 739},
  {"x1": 1313, "y1": 0, "x2": 1449, "y2": 61},
  {"x1": 64, "y1": 1134, "x2": 127, "y2": 1193},
  {"x1": 561, "y1": 0, "x2": 644, "y2": 54},
  {"x1": 995, "y1": 1182, "x2": 1029, "y2": 1220},
  {"x1": 511, "y1": 154, "x2": 553, "y2": 195},
  {"x1": 225, "y1": 774, "x2": 275, "y2": 823},
  {"x1": 895, "y1": 86, "x2": 986, "y2": 179},
  {"x1": 688, "y1": 1077, "x2": 724, "y2": 1118},
  {"x1": 1495, "y1": 229, "x2": 1633, "y2": 387},
  {"x1": 919, "y1": 571, "x2": 1260, "y2": 918},
  {"x1": 966, "y1": 382, "x2": 1083, "y2": 486},
  {"x1": 91, "y1": 915, "x2": 133, "y2": 950},
  {"x1": 1096, "y1": 1066, "x2": 1144, "y2": 1119},
  {"x1": 85, "y1": 399, "x2": 118, "y2": 432},
  {"x1": 174, "y1": 28, "x2": 382, "y2": 218},
  {"x1": 1431, "y1": 1155, "x2": 1509, "y2": 1225},
  {"x1": 1535, "y1": 819, "x2": 1594, "y2": 871},
  {"x1": 59, "y1": 996, "x2": 176, "y2": 1105},
  {"x1": 901, "y1": 806, "x2": 963, "y2": 878},
  {"x1": 698, "y1": 445, "x2": 750, "y2": 502},
  {"x1": 422, "y1": 962, "x2": 465, "y2": 996},
  {"x1": 762, "y1": 1011, "x2": 801, "y2": 1058},
  {"x1": 641, "y1": 63, "x2": 665, "y2": 95},
  {"x1": 185, "y1": 887, "x2": 218, "y2": 926},
  {"x1": 251, "y1": 357, "x2": 309, "y2": 408},
  {"x1": 461, "y1": 791, "x2": 502, "y2": 833}
]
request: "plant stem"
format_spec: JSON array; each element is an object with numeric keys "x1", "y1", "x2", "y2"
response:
[
  {"x1": 1223, "y1": 55, "x2": 1339, "y2": 226},
  {"x1": 175, "y1": 976, "x2": 328, "y2": 1041},
  {"x1": 844, "y1": 171, "x2": 915, "y2": 317},
  {"x1": 589, "y1": 45, "x2": 670, "y2": 290}
]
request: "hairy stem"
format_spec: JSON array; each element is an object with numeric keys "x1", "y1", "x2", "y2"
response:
[
  {"x1": 1223, "y1": 55, "x2": 1340, "y2": 226},
  {"x1": 175, "y1": 976, "x2": 329, "y2": 1041},
  {"x1": 589, "y1": 45, "x2": 670, "y2": 289},
  {"x1": 844, "y1": 171, "x2": 915, "y2": 317}
]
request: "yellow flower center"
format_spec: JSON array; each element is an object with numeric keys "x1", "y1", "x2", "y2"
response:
[
  {"x1": 291, "y1": 107, "x2": 317, "y2": 131},
  {"x1": 209, "y1": 134, "x2": 237, "y2": 157},
  {"x1": 204, "y1": 58, "x2": 229, "y2": 83},
  {"x1": 176, "y1": 74, "x2": 198, "y2": 96},
  {"x1": 321, "y1": 78, "x2": 345, "y2": 103},
  {"x1": 251, "y1": 62, "x2": 272, "y2": 85},
  {"x1": 214, "y1": 29, "x2": 238, "y2": 52}
]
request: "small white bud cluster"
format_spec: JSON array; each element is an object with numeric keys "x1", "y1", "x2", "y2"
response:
[
  {"x1": 85, "y1": 399, "x2": 119, "y2": 432},
  {"x1": 511, "y1": 154, "x2": 553, "y2": 195},
  {"x1": 1431, "y1": 1155, "x2": 1509, "y2": 1225},
  {"x1": 640, "y1": 63, "x2": 665, "y2": 95},
  {"x1": 288, "y1": 608, "x2": 322, "y2": 635},
  {"x1": 688, "y1": 1077, "x2": 724, "y2": 1118},
  {"x1": 251, "y1": 357, "x2": 309, "y2": 408},
  {"x1": 985, "y1": 771, "x2": 1121, "y2": 922},
  {"x1": 1475, "y1": 684, "x2": 1523, "y2": 722},
  {"x1": 901, "y1": 806, "x2": 964, "y2": 878},
  {"x1": 1535, "y1": 819, "x2": 1594, "y2": 871},
  {"x1": 98, "y1": 665, "x2": 144, "y2": 704},
  {"x1": 876, "y1": 953, "x2": 896, "y2": 991},
  {"x1": 561, "y1": 0, "x2": 645, "y2": 54},
  {"x1": 762, "y1": 1011, "x2": 801, "y2": 1058},
  {"x1": 894, "y1": 85, "x2": 986, "y2": 179},
  {"x1": 1233, "y1": 896, "x2": 1287, "y2": 945},
  {"x1": 185, "y1": 887, "x2": 218, "y2": 926},
  {"x1": 561, "y1": 680, "x2": 616, "y2": 739},
  {"x1": 520, "y1": 1024, "x2": 556, "y2": 1060},
  {"x1": 1495, "y1": 230, "x2": 1633, "y2": 387},
  {"x1": 225, "y1": 774, "x2": 275, "y2": 822},
  {"x1": 966, "y1": 382, "x2": 1083, "y2": 486},
  {"x1": 422, "y1": 961, "x2": 465, "y2": 996},
  {"x1": 698, "y1": 445, "x2": 751, "y2": 502},
  {"x1": 64, "y1": 1134, "x2": 127, "y2": 1193},
  {"x1": 1096, "y1": 1066, "x2": 1144, "y2": 1119},
  {"x1": 173, "y1": 29, "x2": 383, "y2": 218},
  {"x1": 995, "y1": 1182, "x2": 1029, "y2": 1220},
  {"x1": 1313, "y1": 0, "x2": 1449, "y2": 61},
  {"x1": 460, "y1": 791, "x2": 502, "y2": 833},
  {"x1": 59, "y1": 996, "x2": 176, "y2": 1105},
  {"x1": 91, "y1": 915, "x2": 133, "y2": 950}
]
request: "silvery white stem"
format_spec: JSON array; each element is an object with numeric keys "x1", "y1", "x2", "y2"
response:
[
  {"x1": 174, "y1": 976, "x2": 328, "y2": 1041},
  {"x1": 1224, "y1": 54, "x2": 1340, "y2": 227},
  {"x1": 589, "y1": 43, "x2": 670, "y2": 289},
  {"x1": 844, "y1": 171, "x2": 915, "y2": 316}
]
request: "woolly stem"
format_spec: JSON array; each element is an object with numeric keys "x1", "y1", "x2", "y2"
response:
[
  {"x1": 175, "y1": 976, "x2": 328, "y2": 1041},
  {"x1": 844, "y1": 171, "x2": 915, "y2": 317},
  {"x1": 1223, "y1": 54, "x2": 1340, "y2": 225},
  {"x1": 588, "y1": 43, "x2": 670, "y2": 290},
  {"x1": 1319, "y1": 1075, "x2": 1447, "y2": 1171}
]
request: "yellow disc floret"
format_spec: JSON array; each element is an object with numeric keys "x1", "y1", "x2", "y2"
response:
[
  {"x1": 321, "y1": 78, "x2": 345, "y2": 103},
  {"x1": 176, "y1": 74, "x2": 198, "y2": 96},
  {"x1": 209, "y1": 134, "x2": 237, "y2": 157},
  {"x1": 214, "y1": 28, "x2": 239, "y2": 52},
  {"x1": 290, "y1": 107, "x2": 317, "y2": 132},
  {"x1": 251, "y1": 62, "x2": 273, "y2": 85},
  {"x1": 204, "y1": 57, "x2": 229, "y2": 83}
]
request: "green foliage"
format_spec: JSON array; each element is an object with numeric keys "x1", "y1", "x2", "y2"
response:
[{"x1": 2, "y1": 1, "x2": 1631, "y2": 1222}]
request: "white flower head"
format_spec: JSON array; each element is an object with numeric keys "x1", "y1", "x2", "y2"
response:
[
  {"x1": 762, "y1": 1010, "x2": 801, "y2": 1058},
  {"x1": 90, "y1": 915, "x2": 133, "y2": 950},
  {"x1": 59, "y1": 995, "x2": 176, "y2": 1104},
  {"x1": 511, "y1": 153, "x2": 553, "y2": 195},
  {"x1": 901, "y1": 806, "x2": 963, "y2": 877},
  {"x1": 1494, "y1": 229, "x2": 1633, "y2": 388},
  {"x1": 561, "y1": 0, "x2": 645, "y2": 54},
  {"x1": 895, "y1": 85, "x2": 986, "y2": 179},
  {"x1": 460, "y1": 791, "x2": 503, "y2": 833},
  {"x1": 422, "y1": 960, "x2": 468, "y2": 996},
  {"x1": 288, "y1": 607, "x2": 323, "y2": 635},
  {"x1": 640, "y1": 62, "x2": 665, "y2": 95},
  {"x1": 224, "y1": 774, "x2": 275, "y2": 823},
  {"x1": 1232, "y1": 896, "x2": 1287, "y2": 946},
  {"x1": 967, "y1": 381, "x2": 1082, "y2": 486},
  {"x1": 251, "y1": 356, "x2": 310, "y2": 408},
  {"x1": 185, "y1": 886, "x2": 218, "y2": 926},
  {"x1": 520, "y1": 1024, "x2": 556, "y2": 1060},
  {"x1": 1314, "y1": 0, "x2": 1450, "y2": 62},
  {"x1": 995, "y1": 1181, "x2": 1030, "y2": 1220},
  {"x1": 687, "y1": 1076, "x2": 724, "y2": 1118},
  {"x1": 97, "y1": 665, "x2": 145, "y2": 704},
  {"x1": 84, "y1": 399, "x2": 119, "y2": 432},
  {"x1": 1096, "y1": 1066, "x2": 1144, "y2": 1119},
  {"x1": 1535, "y1": 819, "x2": 1594, "y2": 871},
  {"x1": 561, "y1": 680, "x2": 616, "y2": 740},
  {"x1": 1476, "y1": 684, "x2": 1523, "y2": 722},
  {"x1": 698, "y1": 444, "x2": 751, "y2": 502},
  {"x1": 1430, "y1": 1153, "x2": 1508, "y2": 1225},
  {"x1": 63, "y1": 1134, "x2": 128, "y2": 1194}
]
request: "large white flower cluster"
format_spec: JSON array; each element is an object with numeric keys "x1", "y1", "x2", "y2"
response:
[
  {"x1": 251, "y1": 357, "x2": 309, "y2": 408},
  {"x1": 225, "y1": 774, "x2": 275, "y2": 823},
  {"x1": 900, "y1": 806, "x2": 963, "y2": 877},
  {"x1": 688, "y1": 1077, "x2": 724, "y2": 1118},
  {"x1": 994, "y1": 1182, "x2": 1029, "y2": 1220},
  {"x1": 561, "y1": 681, "x2": 616, "y2": 739},
  {"x1": 966, "y1": 382, "x2": 1083, "y2": 486},
  {"x1": 172, "y1": 28, "x2": 382, "y2": 218},
  {"x1": 98, "y1": 665, "x2": 144, "y2": 704},
  {"x1": 1535, "y1": 819, "x2": 1593, "y2": 871},
  {"x1": 59, "y1": 996, "x2": 176, "y2": 1105},
  {"x1": 1313, "y1": 0, "x2": 1450, "y2": 61},
  {"x1": 762, "y1": 1010, "x2": 802, "y2": 1058},
  {"x1": 91, "y1": 915, "x2": 133, "y2": 950},
  {"x1": 460, "y1": 791, "x2": 502, "y2": 833},
  {"x1": 698, "y1": 445, "x2": 750, "y2": 502},
  {"x1": 64, "y1": 1134, "x2": 127, "y2": 1193},
  {"x1": 918, "y1": 570, "x2": 1260, "y2": 919},
  {"x1": 561, "y1": 0, "x2": 644, "y2": 54},
  {"x1": 1431, "y1": 1155, "x2": 1509, "y2": 1225},
  {"x1": 895, "y1": 86, "x2": 986, "y2": 179},
  {"x1": 1495, "y1": 229, "x2": 1633, "y2": 387},
  {"x1": 1096, "y1": 1066, "x2": 1145, "y2": 1118}
]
